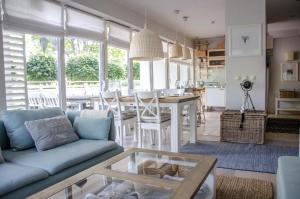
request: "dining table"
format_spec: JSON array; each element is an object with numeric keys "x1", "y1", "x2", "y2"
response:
[{"x1": 94, "y1": 95, "x2": 199, "y2": 152}]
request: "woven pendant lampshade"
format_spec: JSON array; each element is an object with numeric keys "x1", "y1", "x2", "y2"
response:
[
  {"x1": 129, "y1": 27, "x2": 164, "y2": 61},
  {"x1": 182, "y1": 46, "x2": 191, "y2": 60},
  {"x1": 169, "y1": 41, "x2": 183, "y2": 58}
]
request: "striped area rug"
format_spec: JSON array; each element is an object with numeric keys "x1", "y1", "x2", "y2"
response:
[{"x1": 216, "y1": 175, "x2": 273, "y2": 199}]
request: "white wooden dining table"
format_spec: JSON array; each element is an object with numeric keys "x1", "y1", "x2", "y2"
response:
[{"x1": 95, "y1": 95, "x2": 199, "y2": 152}]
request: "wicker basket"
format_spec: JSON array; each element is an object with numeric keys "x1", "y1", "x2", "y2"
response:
[
  {"x1": 220, "y1": 110, "x2": 266, "y2": 144},
  {"x1": 280, "y1": 90, "x2": 295, "y2": 98}
]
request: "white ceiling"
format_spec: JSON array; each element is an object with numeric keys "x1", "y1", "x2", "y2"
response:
[{"x1": 111, "y1": 0, "x2": 226, "y2": 39}]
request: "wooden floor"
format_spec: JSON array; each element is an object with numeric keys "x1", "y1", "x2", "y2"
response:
[{"x1": 122, "y1": 111, "x2": 299, "y2": 199}]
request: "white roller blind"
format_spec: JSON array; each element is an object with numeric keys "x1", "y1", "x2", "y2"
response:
[
  {"x1": 108, "y1": 23, "x2": 130, "y2": 49},
  {"x1": 3, "y1": 0, "x2": 63, "y2": 36},
  {"x1": 66, "y1": 7, "x2": 105, "y2": 41}
]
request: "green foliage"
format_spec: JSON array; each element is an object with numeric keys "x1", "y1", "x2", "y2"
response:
[
  {"x1": 66, "y1": 55, "x2": 99, "y2": 81},
  {"x1": 133, "y1": 62, "x2": 140, "y2": 80},
  {"x1": 108, "y1": 63, "x2": 125, "y2": 80},
  {"x1": 26, "y1": 54, "x2": 57, "y2": 81}
]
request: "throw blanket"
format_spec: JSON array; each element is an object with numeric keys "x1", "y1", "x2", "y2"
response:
[{"x1": 80, "y1": 110, "x2": 109, "y2": 118}]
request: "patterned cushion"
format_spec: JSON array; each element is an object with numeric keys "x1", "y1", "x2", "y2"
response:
[
  {"x1": 0, "y1": 147, "x2": 4, "y2": 163},
  {"x1": 25, "y1": 116, "x2": 79, "y2": 151}
]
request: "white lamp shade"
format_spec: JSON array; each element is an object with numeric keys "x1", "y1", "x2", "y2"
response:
[
  {"x1": 181, "y1": 46, "x2": 191, "y2": 60},
  {"x1": 129, "y1": 28, "x2": 164, "y2": 61},
  {"x1": 169, "y1": 41, "x2": 183, "y2": 58}
]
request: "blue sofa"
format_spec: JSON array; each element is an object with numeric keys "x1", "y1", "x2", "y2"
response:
[
  {"x1": 0, "y1": 109, "x2": 123, "y2": 199},
  {"x1": 277, "y1": 134, "x2": 300, "y2": 199}
]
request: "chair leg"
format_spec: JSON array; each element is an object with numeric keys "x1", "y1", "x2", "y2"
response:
[
  {"x1": 119, "y1": 123, "x2": 124, "y2": 146},
  {"x1": 150, "y1": 130, "x2": 155, "y2": 145},
  {"x1": 158, "y1": 128, "x2": 162, "y2": 150},
  {"x1": 133, "y1": 123, "x2": 137, "y2": 142},
  {"x1": 138, "y1": 125, "x2": 143, "y2": 148}
]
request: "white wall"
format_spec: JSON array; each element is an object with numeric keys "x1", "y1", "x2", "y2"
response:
[
  {"x1": 225, "y1": 0, "x2": 266, "y2": 110},
  {"x1": 268, "y1": 36, "x2": 300, "y2": 113},
  {"x1": 67, "y1": 0, "x2": 193, "y2": 47}
]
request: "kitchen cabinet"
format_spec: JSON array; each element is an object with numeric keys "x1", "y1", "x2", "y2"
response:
[
  {"x1": 207, "y1": 49, "x2": 225, "y2": 67},
  {"x1": 205, "y1": 87, "x2": 225, "y2": 107}
]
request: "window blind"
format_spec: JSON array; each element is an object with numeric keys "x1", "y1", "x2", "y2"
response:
[
  {"x1": 66, "y1": 7, "x2": 105, "y2": 41},
  {"x1": 108, "y1": 22, "x2": 130, "y2": 49},
  {"x1": 2, "y1": 0, "x2": 63, "y2": 36}
]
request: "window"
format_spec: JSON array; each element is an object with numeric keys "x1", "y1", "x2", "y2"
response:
[
  {"x1": 65, "y1": 38, "x2": 101, "y2": 110},
  {"x1": 134, "y1": 61, "x2": 151, "y2": 91},
  {"x1": 169, "y1": 63, "x2": 178, "y2": 89},
  {"x1": 180, "y1": 64, "x2": 189, "y2": 83},
  {"x1": 153, "y1": 59, "x2": 166, "y2": 89},
  {"x1": 25, "y1": 34, "x2": 59, "y2": 109},
  {"x1": 107, "y1": 46, "x2": 128, "y2": 93}
]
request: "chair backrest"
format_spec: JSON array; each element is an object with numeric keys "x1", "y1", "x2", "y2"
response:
[
  {"x1": 28, "y1": 94, "x2": 43, "y2": 109},
  {"x1": 161, "y1": 89, "x2": 185, "y2": 96},
  {"x1": 134, "y1": 91, "x2": 161, "y2": 123},
  {"x1": 99, "y1": 91, "x2": 122, "y2": 119},
  {"x1": 41, "y1": 95, "x2": 59, "y2": 108}
]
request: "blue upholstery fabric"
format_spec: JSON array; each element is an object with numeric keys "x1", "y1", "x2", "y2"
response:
[
  {"x1": 1, "y1": 146, "x2": 123, "y2": 199},
  {"x1": 2, "y1": 139, "x2": 119, "y2": 175},
  {"x1": 277, "y1": 156, "x2": 300, "y2": 199},
  {"x1": 66, "y1": 111, "x2": 116, "y2": 141},
  {"x1": 74, "y1": 117, "x2": 111, "y2": 140},
  {"x1": 1, "y1": 108, "x2": 64, "y2": 150},
  {"x1": 0, "y1": 120, "x2": 10, "y2": 149},
  {"x1": 0, "y1": 163, "x2": 49, "y2": 196},
  {"x1": 0, "y1": 147, "x2": 4, "y2": 163}
]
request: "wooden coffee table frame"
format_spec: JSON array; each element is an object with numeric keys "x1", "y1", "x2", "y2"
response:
[{"x1": 27, "y1": 148, "x2": 217, "y2": 199}]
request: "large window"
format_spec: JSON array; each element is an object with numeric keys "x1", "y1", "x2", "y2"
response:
[
  {"x1": 107, "y1": 46, "x2": 128, "y2": 93},
  {"x1": 180, "y1": 64, "x2": 189, "y2": 85},
  {"x1": 65, "y1": 38, "x2": 100, "y2": 110},
  {"x1": 153, "y1": 59, "x2": 166, "y2": 89},
  {"x1": 169, "y1": 62, "x2": 178, "y2": 89},
  {"x1": 134, "y1": 61, "x2": 151, "y2": 91},
  {"x1": 25, "y1": 34, "x2": 59, "y2": 109}
]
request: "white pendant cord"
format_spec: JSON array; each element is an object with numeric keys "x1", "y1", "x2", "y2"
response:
[
  {"x1": 183, "y1": 16, "x2": 188, "y2": 47},
  {"x1": 174, "y1": 10, "x2": 180, "y2": 42},
  {"x1": 144, "y1": 8, "x2": 148, "y2": 29}
]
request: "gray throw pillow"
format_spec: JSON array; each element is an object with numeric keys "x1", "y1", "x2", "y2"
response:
[
  {"x1": 0, "y1": 147, "x2": 4, "y2": 163},
  {"x1": 25, "y1": 116, "x2": 79, "y2": 151}
]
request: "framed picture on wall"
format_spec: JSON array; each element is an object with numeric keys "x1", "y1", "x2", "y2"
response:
[
  {"x1": 228, "y1": 24, "x2": 262, "y2": 57},
  {"x1": 281, "y1": 61, "x2": 299, "y2": 81}
]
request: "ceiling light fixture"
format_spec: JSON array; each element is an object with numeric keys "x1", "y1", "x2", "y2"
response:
[
  {"x1": 169, "y1": 10, "x2": 183, "y2": 58},
  {"x1": 129, "y1": 9, "x2": 163, "y2": 61},
  {"x1": 181, "y1": 16, "x2": 191, "y2": 60}
]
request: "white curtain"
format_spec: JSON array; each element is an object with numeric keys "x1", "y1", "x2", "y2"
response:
[{"x1": 108, "y1": 22, "x2": 130, "y2": 49}]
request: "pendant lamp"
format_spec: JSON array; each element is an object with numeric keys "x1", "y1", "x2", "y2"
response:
[
  {"x1": 181, "y1": 16, "x2": 191, "y2": 60},
  {"x1": 129, "y1": 9, "x2": 163, "y2": 61},
  {"x1": 169, "y1": 10, "x2": 183, "y2": 58}
]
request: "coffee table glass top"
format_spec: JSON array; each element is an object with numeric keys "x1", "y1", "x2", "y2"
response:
[
  {"x1": 106, "y1": 151, "x2": 199, "y2": 181},
  {"x1": 48, "y1": 174, "x2": 174, "y2": 199}
]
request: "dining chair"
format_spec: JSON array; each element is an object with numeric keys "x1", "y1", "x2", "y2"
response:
[
  {"x1": 99, "y1": 91, "x2": 137, "y2": 146},
  {"x1": 134, "y1": 91, "x2": 171, "y2": 150}
]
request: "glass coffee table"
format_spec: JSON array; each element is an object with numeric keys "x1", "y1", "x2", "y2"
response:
[{"x1": 28, "y1": 148, "x2": 217, "y2": 199}]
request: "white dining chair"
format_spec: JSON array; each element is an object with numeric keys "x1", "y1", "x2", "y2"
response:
[
  {"x1": 99, "y1": 91, "x2": 137, "y2": 146},
  {"x1": 134, "y1": 91, "x2": 171, "y2": 150}
]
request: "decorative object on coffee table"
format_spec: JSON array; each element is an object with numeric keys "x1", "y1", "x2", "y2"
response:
[{"x1": 220, "y1": 110, "x2": 266, "y2": 144}]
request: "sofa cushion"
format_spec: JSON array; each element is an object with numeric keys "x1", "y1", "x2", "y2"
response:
[
  {"x1": 25, "y1": 116, "x2": 79, "y2": 151},
  {"x1": 73, "y1": 117, "x2": 111, "y2": 140},
  {"x1": 0, "y1": 147, "x2": 4, "y2": 163},
  {"x1": 0, "y1": 162, "x2": 49, "y2": 196},
  {"x1": 277, "y1": 156, "x2": 300, "y2": 199},
  {"x1": 0, "y1": 120, "x2": 10, "y2": 149},
  {"x1": 1, "y1": 108, "x2": 64, "y2": 150},
  {"x1": 2, "y1": 139, "x2": 119, "y2": 175}
]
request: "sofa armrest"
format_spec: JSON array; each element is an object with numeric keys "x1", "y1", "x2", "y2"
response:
[{"x1": 66, "y1": 111, "x2": 116, "y2": 141}]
